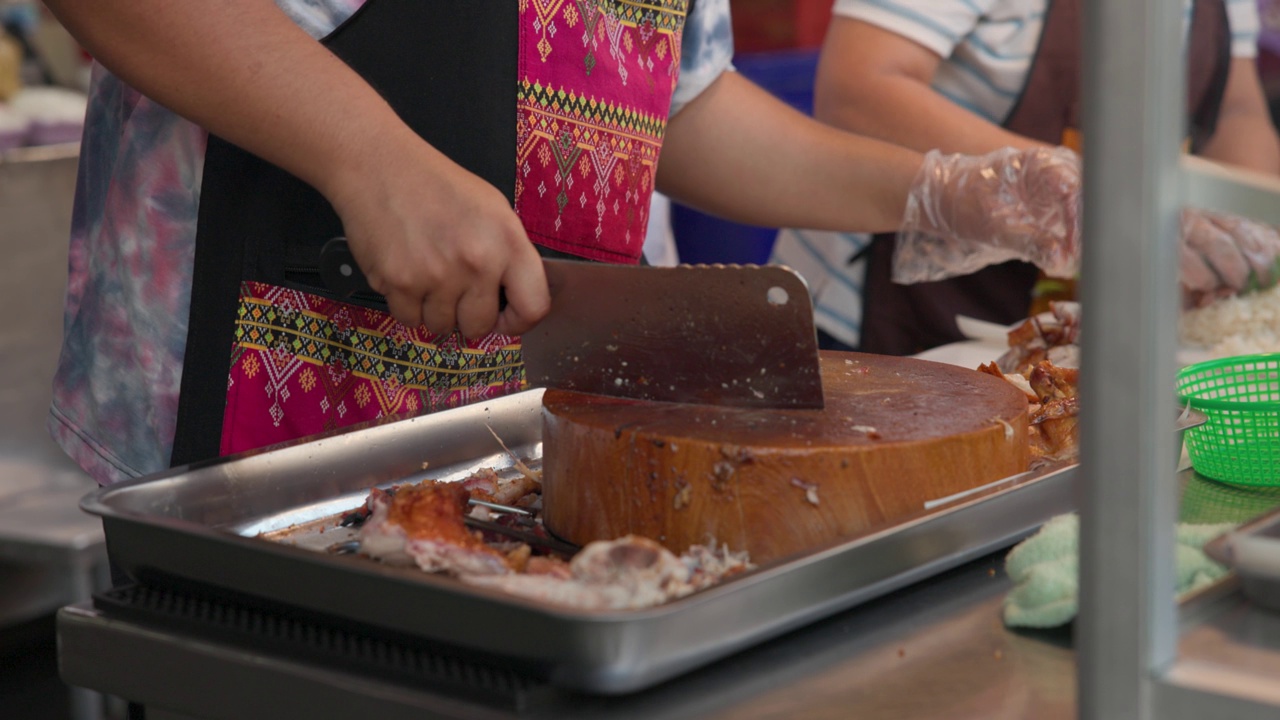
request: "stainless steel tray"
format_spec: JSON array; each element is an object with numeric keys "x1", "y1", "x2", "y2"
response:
[
  {"x1": 1205, "y1": 505, "x2": 1280, "y2": 613},
  {"x1": 85, "y1": 388, "x2": 1081, "y2": 694}
]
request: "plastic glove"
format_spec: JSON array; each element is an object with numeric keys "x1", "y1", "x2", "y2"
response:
[
  {"x1": 1180, "y1": 209, "x2": 1280, "y2": 308},
  {"x1": 893, "y1": 146, "x2": 1082, "y2": 284}
]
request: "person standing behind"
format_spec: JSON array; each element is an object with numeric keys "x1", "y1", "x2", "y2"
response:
[{"x1": 772, "y1": 0, "x2": 1280, "y2": 355}]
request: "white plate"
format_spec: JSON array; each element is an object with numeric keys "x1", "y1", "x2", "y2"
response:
[
  {"x1": 913, "y1": 339, "x2": 1006, "y2": 368},
  {"x1": 954, "y1": 315, "x2": 1016, "y2": 342}
]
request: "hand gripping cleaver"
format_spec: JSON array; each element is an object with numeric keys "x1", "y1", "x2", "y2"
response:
[{"x1": 319, "y1": 238, "x2": 824, "y2": 409}]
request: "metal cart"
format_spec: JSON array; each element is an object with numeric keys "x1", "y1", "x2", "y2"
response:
[{"x1": 1079, "y1": 0, "x2": 1280, "y2": 716}]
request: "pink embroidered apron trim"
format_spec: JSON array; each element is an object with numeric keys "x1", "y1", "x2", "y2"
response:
[
  {"x1": 218, "y1": 2, "x2": 690, "y2": 456},
  {"x1": 516, "y1": 0, "x2": 689, "y2": 263},
  {"x1": 219, "y1": 282, "x2": 524, "y2": 455}
]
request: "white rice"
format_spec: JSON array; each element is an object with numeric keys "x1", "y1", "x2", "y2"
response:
[{"x1": 1180, "y1": 284, "x2": 1280, "y2": 358}]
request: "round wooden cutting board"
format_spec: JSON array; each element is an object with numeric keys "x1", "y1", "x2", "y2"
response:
[{"x1": 541, "y1": 351, "x2": 1030, "y2": 564}]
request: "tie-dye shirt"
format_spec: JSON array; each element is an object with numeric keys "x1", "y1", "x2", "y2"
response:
[{"x1": 49, "y1": 0, "x2": 735, "y2": 485}]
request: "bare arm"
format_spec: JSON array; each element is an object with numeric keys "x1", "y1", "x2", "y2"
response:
[
  {"x1": 813, "y1": 18, "x2": 1045, "y2": 155},
  {"x1": 1197, "y1": 57, "x2": 1280, "y2": 175},
  {"x1": 656, "y1": 70, "x2": 923, "y2": 234},
  {"x1": 43, "y1": 0, "x2": 548, "y2": 338}
]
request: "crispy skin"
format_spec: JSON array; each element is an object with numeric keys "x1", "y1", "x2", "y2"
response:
[
  {"x1": 1026, "y1": 362, "x2": 1080, "y2": 463},
  {"x1": 387, "y1": 482, "x2": 489, "y2": 550},
  {"x1": 1029, "y1": 363, "x2": 1079, "y2": 403},
  {"x1": 988, "y1": 303, "x2": 1083, "y2": 464},
  {"x1": 997, "y1": 301, "x2": 1082, "y2": 376},
  {"x1": 980, "y1": 358, "x2": 1081, "y2": 465},
  {"x1": 354, "y1": 479, "x2": 751, "y2": 607},
  {"x1": 359, "y1": 480, "x2": 512, "y2": 575}
]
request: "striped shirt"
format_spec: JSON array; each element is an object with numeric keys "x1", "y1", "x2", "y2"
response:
[
  {"x1": 772, "y1": 0, "x2": 1261, "y2": 349},
  {"x1": 835, "y1": 0, "x2": 1259, "y2": 124}
]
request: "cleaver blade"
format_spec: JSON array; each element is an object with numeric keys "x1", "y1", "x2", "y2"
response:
[
  {"x1": 319, "y1": 238, "x2": 824, "y2": 409},
  {"x1": 523, "y1": 259, "x2": 824, "y2": 409}
]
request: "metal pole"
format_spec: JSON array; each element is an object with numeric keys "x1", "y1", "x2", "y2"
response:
[{"x1": 1077, "y1": 0, "x2": 1184, "y2": 716}]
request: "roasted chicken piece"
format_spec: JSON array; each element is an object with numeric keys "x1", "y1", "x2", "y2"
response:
[
  {"x1": 997, "y1": 301, "x2": 1081, "y2": 376},
  {"x1": 352, "y1": 473, "x2": 753, "y2": 609},
  {"x1": 978, "y1": 360, "x2": 1080, "y2": 466},
  {"x1": 460, "y1": 466, "x2": 541, "y2": 507},
  {"x1": 1027, "y1": 362, "x2": 1080, "y2": 462},
  {"x1": 358, "y1": 480, "x2": 513, "y2": 576},
  {"x1": 463, "y1": 536, "x2": 751, "y2": 610}
]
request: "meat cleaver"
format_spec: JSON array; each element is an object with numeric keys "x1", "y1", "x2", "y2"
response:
[{"x1": 319, "y1": 238, "x2": 824, "y2": 409}]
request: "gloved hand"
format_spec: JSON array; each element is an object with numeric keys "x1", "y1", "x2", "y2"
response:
[
  {"x1": 1180, "y1": 209, "x2": 1280, "y2": 308},
  {"x1": 893, "y1": 146, "x2": 1082, "y2": 284}
]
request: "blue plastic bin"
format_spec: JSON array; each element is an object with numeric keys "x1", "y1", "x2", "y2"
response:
[{"x1": 671, "y1": 49, "x2": 820, "y2": 265}]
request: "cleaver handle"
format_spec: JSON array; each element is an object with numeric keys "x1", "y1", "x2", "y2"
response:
[
  {"x1": 319, "y1": 237, "x2": 508, "y2": 308},
  {"x1": 319, "y1": 237, "x2": 377, "y2": 297}
]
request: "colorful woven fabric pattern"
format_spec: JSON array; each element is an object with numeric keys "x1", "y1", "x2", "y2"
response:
[
  {"x1": 219, "y1": 282, "x2": 525, "y2": 455},
  {"x1": 50, "y1": 0, "x2": 731, "y2": 484},
  {"x1": 516, "y1": 0, "x2": 690, "y2": 263}
]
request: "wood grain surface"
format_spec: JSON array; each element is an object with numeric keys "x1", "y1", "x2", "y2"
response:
[{"x1": 541, "y1": 351, "x2": 1030, "y2": 564}]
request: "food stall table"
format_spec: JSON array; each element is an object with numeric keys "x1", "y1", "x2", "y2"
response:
[{"x1": 59, "y1": 549, "x2": 1076, "y2": 720}]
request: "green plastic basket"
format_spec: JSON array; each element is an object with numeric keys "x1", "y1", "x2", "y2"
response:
[{"x1": 1176, "y1": 353, "x2": 1280, "y2": 487}]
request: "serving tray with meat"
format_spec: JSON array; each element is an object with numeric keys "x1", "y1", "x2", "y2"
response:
[{"x1": 84, "y1": 374, "x2": 1083, "y2": 694}]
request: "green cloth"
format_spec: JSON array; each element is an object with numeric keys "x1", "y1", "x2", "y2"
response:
[
  {"x1": 1002, "y1": 514, "x2": 1234, "y2": 628},
  {"x1": 1001, "y1": 470, "x2": 1280, "y2": 629}
]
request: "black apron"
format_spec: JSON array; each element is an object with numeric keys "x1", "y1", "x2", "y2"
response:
[
  {"x1": 857, "y1": 0, "x2": 1231, "y2": 356},
  {"x1": 171, "y1": 0, "x2": 520, "y2": 466},
  {"x1": 171, "y1": 0, "x2": 690, "y2": 465}
]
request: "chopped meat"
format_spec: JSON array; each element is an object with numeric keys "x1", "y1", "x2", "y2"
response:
[
  {"x1": 1028, "y1": 362, "x2": 1079, "y2": 402},
  {"x1": 339, "y1": 485, "x2": 396, "y2": 527},
  {"x1": 1027, "y1": 362, "x2": 1080, "y2": 463},
  {"x1": 978, "y1": 359, "x2": 1081, "y2": 466},
  {"x1": 681, "y1": 543, "x2": 752, "y2": 590},
  {"x1": 351, "y1": 476, "x2": 752, "y2": 609},
  {"x1": 526, "y1": 555, "x2": 573, "y2": 579},
  {"x1": 977, "y1": 362, "x2": 1036, "y2": 403},
  {"x1": 459, "y1": 466, "x2": 541, "y2": 507},
  {"x1": 358, "y1": 480, "x2": 511, "y2": 576},
  {"x1": 504, "y1": 544, "x2": 533, "y2": 573},
  {"x1": 463, "y1": 536, "x2": 752, "y2": 610},
  {"x1": 983, "y1": 304, "x2": 1083, "y2": 466},
  {"x1": 996, "y1": 301, "x2": 1081, "y2": 376}
]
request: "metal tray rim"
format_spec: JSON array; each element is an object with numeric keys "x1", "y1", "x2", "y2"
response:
[
  {"x1": 82, "y1": 388, "x2": 1090, "y2": 692},
  {"x1": 81, "y1": 453, "x2": 1076, "y2": 624}
]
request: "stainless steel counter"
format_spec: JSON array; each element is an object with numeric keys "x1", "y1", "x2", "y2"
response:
[
  {"x1": 59, "y1": 550, "x2": 1079, "y2": 720},
  {"x1": 58, "y1": 503, "x2": 1280, "y2": 720}
]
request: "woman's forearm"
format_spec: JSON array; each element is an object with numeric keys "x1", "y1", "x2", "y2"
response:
[
  {"x1": 43, "y1": 0, "x2": 433, "y2": 205},
  {"x1": 45, "y1": 0, "x2": 550, "y2": 336},
  {"x1": 1198, "y1": 110, "x2": 1280, "y2": 175},
  {"x1": 812, "y1": 17, "x2": 1044, "y2": 156},
  {"x1": 1195, "y1": 57, "x2": 1280, "y2": 177},
  {"x1": 657, "y1": 71, "x2": 922, "y2": 234},
  {"x1": 815, "y1": 71, "x2": 1043, "y2": 156}
]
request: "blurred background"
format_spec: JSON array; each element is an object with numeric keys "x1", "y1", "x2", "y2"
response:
[{"x1": 0, "y1": 3, "x2": 105, "y2": 720}]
